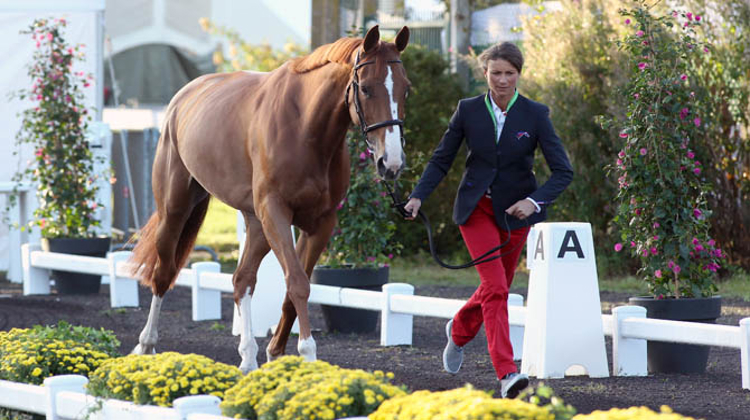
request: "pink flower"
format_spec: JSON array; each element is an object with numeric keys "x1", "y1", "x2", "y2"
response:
[
  {"x1": 687, "y1": 150, "x2": 695, "y2": 159},
  {"x1": 693, "y1": 167, "x2": 701, "y2": 175},
  {"x1": 635, "y1": 208, "x2": 642, "y2": 216},
  {"x1": 616, "y1": 158, "x2": 623, "y2": 167},
  {"x1": 674, "y1": 264, "x2": 682, "y2": 274},
  {"x1": 680, "y1": 74, "x2": 687, "y2": 81},
  {"x1": 630, "y1": 241, "x2": 636, "y2": 248},
  {"x1": 636, "y1": 30, "x2": 644, "y2": 37},
  {"x1": 653, "y1": 235, "x2": 659, "y2": 241},
  {"x1": 655, "y1": 270, "x2": 662, "y2": 278},
  {"x1": 650, "y1": 247, "x2": 658, "y2": 255},
  {"x1": 695, "y1": 244, "x2": 704, "y2": 252},
  {"x1": 625, "y1": 19, "x2": 631, "y2": 25},
  {"x1": 387, "y1": 253, "x2": 393, "y2": 259},
  {"x1": 696, "y1": 15, "x2": 701, "y2": 21},
  {"x1": 686, "y1": 12, "x2": 693, "y2": 21},
  {"x1": 614, "y1": 243, "x2": 623, "y2": 252},
  {"x1": 619, "y1": 132, "x2": 628, "y2": 138},
  {"x1": 707, "y1": 239, "x2": 716, "y2": 247},
  {"x1": 693, "y1": 117, "x2": 701, "y2": 127},
  {"x1": 638, "y1": 62, "x2": 647, "y2": 70},
  {"x1": 618, "y1": 150, "x2": 626, "y2": 158},
  {"x1": 672, "y1": 10, "x2": 678, "y2": 17},
  {"x1": 634, "y1": 93, "x2": 640, "y2": 99},
  {"x1": 703, "y1": 47, "x2": 709, "y2": 53},
  {"x1": 46, "y1": 33, "x2": 52, "y2": 41},
  {"x1": 642, "y1": 249, "x2": 649, "y2": 257},
  {"x1": 367, "y1": 256, "x2": 376, "y2": 262},
  {"x1": 692, "y1": 237, "x2": 700, "y2": 245},
  {"x1": 693, "y1": 208, "x2": 703, "y2": 218},
  {"x1": 668, "y1": 260, "x2": 675, "y2": 269},
  {"x1": 653, "y1": 222, "x2": 660, "y2": 228},
  {"x1": 679, "y1": 108, "x2": 689, "y2": 120},
  {"x1": 639, "y1": 148, "x2": 647, "y2": 156},
  {"x1": 359, "y1": 152, "x2": 367, "y2": 161}
]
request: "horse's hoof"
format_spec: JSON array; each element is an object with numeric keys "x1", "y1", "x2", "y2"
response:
[
  {"x1": 131, "y1": 344, "x2": 156, "y2": 355},
  {"x1": 265, "y1": 347, "x2": 280, "y2": 363},
  {"x1": 298, "y1": 336, "x2": 317, "y2": 362},
  {"x1": 239, "y1": 360, "x2": 258, "y2": 374}
]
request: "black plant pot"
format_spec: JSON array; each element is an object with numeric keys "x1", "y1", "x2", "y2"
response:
[
  {"x1": 41, "y1": 237, "x2": 111, "y2": 295},
  {"x1": 310, "y1": 266, "x2": 389, "y2": 334},
  {"x1": 628, "y1": 295, "x2": 722, "y2": 374}
]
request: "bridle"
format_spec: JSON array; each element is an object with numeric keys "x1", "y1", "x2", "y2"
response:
[{"x1": 345, "y1": 50, "x2": 405, "y2": 152}]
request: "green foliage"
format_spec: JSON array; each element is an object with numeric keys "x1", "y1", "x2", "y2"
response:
[
  {"x1": 396, "y1": 45, "x2": 468, "y2": 258},
  {"x1": 0, "y1": 322, "x2": 118, "y2": 385},
  {"x1": 87, "y1": 352, "x2": 242, "y2": 407},
  {"x1": 8, "y1": 18, "x2": 102, "y2": 238},
  {"x1": 607, "y1": 2, "x2": 722, "y2": 298},
  {"x1": 199, "y1": 18, "x2": 307, "y2": 72},
  {"x1": 320, "y1": 132, "x2": 403, "y2": 268}
]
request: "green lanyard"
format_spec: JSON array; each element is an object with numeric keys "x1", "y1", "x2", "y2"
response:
[{"x1": 484, "y1": 90, "x2": 518, "y2": 141}]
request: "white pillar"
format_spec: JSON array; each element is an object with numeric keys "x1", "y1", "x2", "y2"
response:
[
  {"x1": 521, "y1": 222, "x2": 609, "y2": 378},
  {"x1": 381, "y1": 283, "x2": 414, "y2": 346},
  {"x1": 108, "y1": 251, "x2": 139, "y2": 307},
  {"x1": 612, "y1": 305, "x2": 648, "y2": 376},
  {"x1": 43, "y1": 375, "x2": 88, "y2": 420},
  {"x1": 173, "y1": 395, "x2": 221, "y2": 417},
  {"x1": 22, "y1": 243, "x2": 49, "y2": 295},
  {"x1": 740, "y1": 317, "x2": 750, "y2": 390},
  {"x1": 192, "y1": 262, "x2": 222, "y2": 321},
  {"x1": 509, "y1": 293, "x2": 524, "y2": 361}
]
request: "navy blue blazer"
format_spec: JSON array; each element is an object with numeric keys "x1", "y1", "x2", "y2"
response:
[{"x1": 410, "y1": 92, "x2": 573, "y2": 230}]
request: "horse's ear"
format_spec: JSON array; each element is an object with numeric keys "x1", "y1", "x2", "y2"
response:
[
  {"x1": 395, "y1": 26, "x2": 409, "y2": 52},
  {"x1": 363, "y1": 25, "x2": 380, "y2": 54}
]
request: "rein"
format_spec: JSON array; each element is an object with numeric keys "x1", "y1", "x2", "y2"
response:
[
  {"x1": 345, "y1": 50, "x2": 405, "y2": 152},
  {"x1": 382, "y1": 180, "x2": 529, "y2": 270}
]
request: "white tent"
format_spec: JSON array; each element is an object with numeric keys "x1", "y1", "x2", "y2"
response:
[{"x1": 0, "y1": 0, "x2": 110, "y2": 282}]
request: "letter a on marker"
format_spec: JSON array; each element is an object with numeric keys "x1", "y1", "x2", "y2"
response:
[
  {"x1": 534, "y1": 231, "x2": 544, "y2": 261},
  {"x1": 557, "y1": 230, "x2": 584, "y2": 259}
]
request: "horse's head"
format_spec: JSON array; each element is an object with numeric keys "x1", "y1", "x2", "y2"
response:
[{"x1": 346, "y1": 25, "x2": 410, "y2": 181}]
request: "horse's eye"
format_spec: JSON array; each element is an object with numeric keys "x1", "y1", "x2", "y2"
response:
[{"x1": 361, "y1": 86, "x2": 371, "y2": 98}]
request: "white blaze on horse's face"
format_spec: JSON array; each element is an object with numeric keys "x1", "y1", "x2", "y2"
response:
[{"x1": 382, "y1": 65, "x2": 404, "y2": 176}]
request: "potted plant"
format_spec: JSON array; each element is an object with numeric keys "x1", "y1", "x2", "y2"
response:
[
  {"x1": 609, "y1": 3, "x2": 725, "y2": 373},
  {"x1": 312, "y1": 132, "x2": 403, "y2": 333},
  {"x1": 8, "y1": 18, "x2": 109, "y2": 294}
]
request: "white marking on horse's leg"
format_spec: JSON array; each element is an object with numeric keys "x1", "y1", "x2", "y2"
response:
[
  {"x1": 383, "y1": 66, "x2": 403, "y2": 172},
  {"x1": 237, "y1": 289, "x2": 259, "y2": 373},
  {"x1": 298, "y1": 335, "x2": 317, "y2": 362},
  {"x1": 132, "y1": 295, "x2": 162, "y2": 354}
]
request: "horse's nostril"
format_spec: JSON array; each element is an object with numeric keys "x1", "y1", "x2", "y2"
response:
[{"x1": 377, "y1": 157, "x2": 386, "y2": 175}]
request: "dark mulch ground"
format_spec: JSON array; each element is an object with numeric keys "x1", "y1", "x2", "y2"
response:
[{"x1": 1, "y1": 278, "x2": 749, "y2": 420}]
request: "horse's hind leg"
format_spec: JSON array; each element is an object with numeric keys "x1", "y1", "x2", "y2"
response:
[
  {"x1": 234, "y1": 212, "x2": 271, "y2": 373},
  {"x1": 266, "y1": 212, "x2": 337, "y2": 362},
  {"x1": 132, "y1": 141, "x2": 209, "y2": 354}
]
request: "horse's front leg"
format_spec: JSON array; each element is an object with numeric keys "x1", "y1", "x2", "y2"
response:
[
  {"x1": 258, "y1": 200, "x2": 317, "y2": 361},
  {"x1": 234, "y1": 212, "x2": 271, "y2": 373},
  {"x1": 132, "y1": 294, "x2": 163, "y2": 354}
]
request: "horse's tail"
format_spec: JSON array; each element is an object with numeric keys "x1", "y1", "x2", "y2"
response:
[{"x1": 128, "y1": 197, "x2": 211, "y2": 295}]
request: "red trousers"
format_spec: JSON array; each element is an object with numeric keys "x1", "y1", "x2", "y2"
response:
[{"x1": 453, "y1": 195, "x2": 530, "y2": 379}]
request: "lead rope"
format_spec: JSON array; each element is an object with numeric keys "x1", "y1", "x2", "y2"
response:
[{"x1": 382, "y1": 180, "x2": 528, "y2": 269}]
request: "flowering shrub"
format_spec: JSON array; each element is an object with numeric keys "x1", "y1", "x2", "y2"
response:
[
  {"x1": 8, "y1": 18, "x2": 102, "y2": 238},
  {"x1": 369, "y1": 385, "x2": 564, "y2": 420},
  {"x1": 318, "y1": 132, "x2": 403, "y2": 268},
  {"x1": 572, "y1": 405, "x2": 695, "y2": 420},
  {"x1": 87, "y1": 352, "x2": 241, "y2": 407},
  {"x1": 221, "y1": 355, "x2": 404, "y2": 419},
  {"x1": 0, "y1": 322, "x2": 117, "y2": 385},
  {"x1": 608, "y1": 2, "x2": 723, "y2": 298}
]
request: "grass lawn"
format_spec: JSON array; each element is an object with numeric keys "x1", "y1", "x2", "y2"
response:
[{"x1": 195, "y1": 199, "x2": 750, "y2": 300}]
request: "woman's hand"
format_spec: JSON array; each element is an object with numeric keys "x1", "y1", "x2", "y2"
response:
[
  {"x1": 506, "y1": 199, "x2": 535, "y2": 220},
  {"x1": 403, "y1": 197, "x2": 422, "y2": 220}
]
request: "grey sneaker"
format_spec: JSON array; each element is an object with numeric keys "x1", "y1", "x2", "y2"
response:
[
  {"x1": 442, "y1": 319, "x2": 463, "y2": 374},
  {"x1": 500, "y1": 372, "x2": 529, "y2": 398}
]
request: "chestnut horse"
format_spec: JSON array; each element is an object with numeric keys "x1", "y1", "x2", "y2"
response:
[{"x1": 127, "y1": 26, "x2": 410, "y2": 372}]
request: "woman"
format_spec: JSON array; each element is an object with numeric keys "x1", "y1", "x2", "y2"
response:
[{"x1": 404, "y1": 42, "x2": 573, "y2": 398}]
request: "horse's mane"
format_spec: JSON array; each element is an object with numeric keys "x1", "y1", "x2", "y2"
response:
[{"x1": 290, "y1": 37, "x2": 365, "y2": 73}]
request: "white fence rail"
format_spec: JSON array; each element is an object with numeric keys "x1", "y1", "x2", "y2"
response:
[{"x1": 18, "y1": 244, "x2": 750, "y2": 390}]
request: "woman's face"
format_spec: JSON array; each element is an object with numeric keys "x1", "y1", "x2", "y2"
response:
[{"x1": 484, "y1": 58, "x2": 519, "y2": 98}]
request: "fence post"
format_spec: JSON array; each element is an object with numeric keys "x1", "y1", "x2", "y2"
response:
[
  {"x1": 192, "y1": 262, "x2": 222, "y2": 321},
  {"x1": 173, "y1": 395, "x2": 221, "y2": 418},
  {"x1": 109, "y1": 251, "x2": 139, "y2": 308},
  {"x1": 381, "y1": 283, "x2": 414, "y2": 346},
  {"x1": 43, "y1": 375, "x2": 88, "y2": 420},
  {"x1": 508, "y1": 293, "x2": 524, "y2": 361},
  {"x1": 22, "y1": 243, "x2": 50, "y2": 295},
  {"x1": 741, "y1": 317, "x2": 750, "y2": 390},
  {"x1": 612, "y1": 305, "x2": 648, "y2": 376}
]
